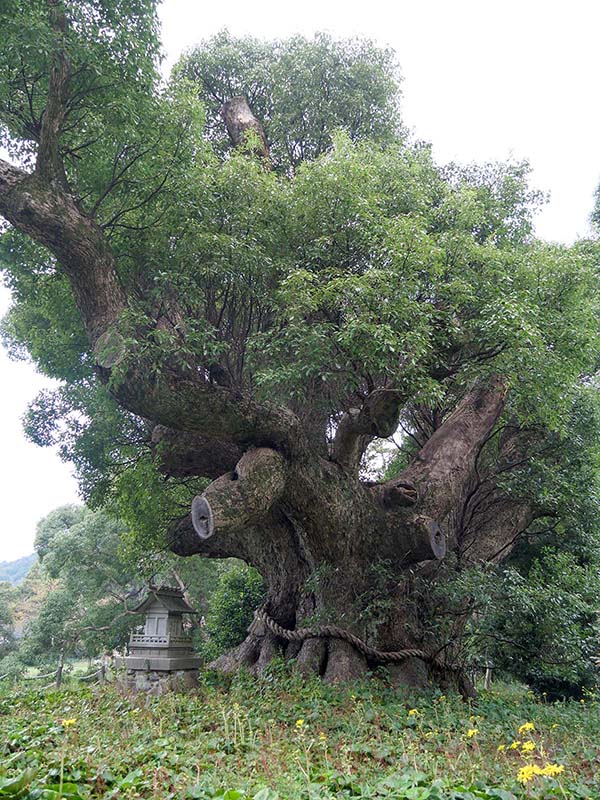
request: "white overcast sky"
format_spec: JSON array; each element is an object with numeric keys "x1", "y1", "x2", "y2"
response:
[{"x1": 1, "y1": 0, "x2": 600, "y2": 561}]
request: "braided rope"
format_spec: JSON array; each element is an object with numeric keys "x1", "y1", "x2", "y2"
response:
[
  {"x1": 250, "y1": 608, "x2": 441, "y2": 667},
  {"x1": 76, "y1": 668, "x2": 103, "y2": 681},
  {"x1": 23, "y1": 670, "x2": 57, "y2": 681}
]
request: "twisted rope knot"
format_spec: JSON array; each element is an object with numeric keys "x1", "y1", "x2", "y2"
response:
[{"x1": 250, "y1": 608, "x2": 441, "y2": 666}]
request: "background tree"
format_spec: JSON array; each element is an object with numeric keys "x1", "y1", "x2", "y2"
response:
[
  {"x1": 0, "y1": 583, "x2": 18, "y2": 661},
  {"x1": 0, "y1": 554, "x2": 36, "y2": 585},
  {"x1": 1, "y1": 0, "x2": 599, "y2": 691},
  {"x1": 175, "y1": 30, "x2": 402, "y2": 173},
  {"x1": 20, "y1": 506, "x2": 143, "y2": 665}
]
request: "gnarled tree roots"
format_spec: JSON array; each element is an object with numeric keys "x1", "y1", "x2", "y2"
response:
[{"x1": 208, "y1": 608, "x2": 476, "y2": 699}]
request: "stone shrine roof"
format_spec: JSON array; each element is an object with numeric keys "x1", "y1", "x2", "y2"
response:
[{"x1": 130, "y1": 586, "x2": 197, "y2": 615}]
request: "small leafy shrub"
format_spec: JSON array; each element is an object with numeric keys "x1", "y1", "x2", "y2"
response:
[
  {"x1": 0, "y1": 652, "x2": 24, "y2": 679},
  {"x1": 200, "y1": 563, "x2": 265, "y2": 661}
]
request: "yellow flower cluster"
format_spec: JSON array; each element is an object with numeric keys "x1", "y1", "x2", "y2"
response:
[
  {"x1": 517, "y1": 763, "x2": 565, "y2": 783},
  {"x1": 518, "y1": 722, "x2": 535, "y2": 735},
  {"x1": 295, "y1": 718, "x2": 305, "y2": 728},
  {"x1": 544, "y1": 764, "x2": 566, "y2": 777},
  {"x1": 61, "y1": 718, "x2": 77, "y2": 728},
  {"x1": 520, "y1": 740, "x2": 536, "y2": 753},
  {"x1": 408, "y1": 708, "x2": 419, "y2": 717},
  {"x1": 466, "y1": 728, "x2": 479, "y2": 739}
]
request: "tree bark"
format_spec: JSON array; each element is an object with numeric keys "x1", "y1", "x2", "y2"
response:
[
  {"x1": 332, "y1": 389, "x2": 406, "y2": 474},
  {"x1": 158, "y1": 376, "x2": 514, "y2": 686},
  {"x1": 221, "y1": 96, "x2": 270, "y2": 162}
]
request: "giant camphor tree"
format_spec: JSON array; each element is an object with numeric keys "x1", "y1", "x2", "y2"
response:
[{"x1": 1, "y1": 0, "x2": 600, "y2": 693}]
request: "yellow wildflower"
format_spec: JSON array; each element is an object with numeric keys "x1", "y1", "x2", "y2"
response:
[
  {"x1": 521, "y1": 740, "x2": 536, "y2": 754},
  {"x1": 542, "y1": 763, "x2": 565, "y2": 777},
  {"x1": 295, "y1": 718, "x2": 305, "y2": 728},
  {"x1": 497, "y1": 744, "x2": 506, "y2": 752},
  {"x1": 518, "y1": 722, "x2": 535, "y2": 735},
  {"x1": 517, "y1": 764, "x2": 543, "y2": 783},
  {"x1": 408, "y1": 708, "x2": 419, "y2": 717},
  {"x1": 517, "y1": 763, "x2": 565, "y2": 783},
  {"x1": 508, "y1": 740, "x2": 521, "y2": 750},
  {"x1": 61, "y1": 718, "x2": 77, "y2": 728},
  {"x1": 466, "y1": 728, "x2": 479, "y2": 738}
]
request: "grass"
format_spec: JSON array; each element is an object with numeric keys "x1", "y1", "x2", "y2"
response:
[{"x1": 0, "y1": 664, "x2": 599, "y2": 798}]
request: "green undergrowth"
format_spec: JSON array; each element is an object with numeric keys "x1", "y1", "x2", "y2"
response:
[{"x1": 0, "y1": 665, "x2": 599, "y2": 799}]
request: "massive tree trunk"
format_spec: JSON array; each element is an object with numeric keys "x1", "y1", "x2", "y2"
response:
[
  {"x1": 164, "y1": 377, "x2": 519, "y2": 689},
  {"x1": 0, "y1": 22, "x2": 547, "y2": 692}
]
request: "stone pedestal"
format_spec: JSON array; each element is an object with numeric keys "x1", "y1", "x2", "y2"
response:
[{"x1": 122, "y1": 667, "x2": 199, "y2": 694}]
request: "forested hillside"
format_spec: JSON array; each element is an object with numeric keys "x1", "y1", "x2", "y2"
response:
[{"x1": 0, "y1": 554, "x2": 36, "y2": 586}]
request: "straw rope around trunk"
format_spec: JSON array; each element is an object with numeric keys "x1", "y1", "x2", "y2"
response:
[{"x1": 250, "y1": 608, "x2": 443, "y2": 668}]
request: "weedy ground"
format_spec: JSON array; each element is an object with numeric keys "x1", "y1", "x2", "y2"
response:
[{"x1": 0, "y1": 665, "x2": 599, "y2": 799}]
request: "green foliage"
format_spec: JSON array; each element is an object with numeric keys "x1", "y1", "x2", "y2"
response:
[
  {"x1": 427, "y1": 547, "x2": 600, "y2": 699},
  {"x1": 176, "y1": 30, "x2": 402, "y2": 172},
  {"x1": 34, "y1": 506, "x2": 86, "y2": 561},
  {"x1": 200, "y1": 563, "x2": 266, "y2": 661},
  {"x1": 484, "y1": 551, "x2": 600, "y2": 696},
  {"x1": 0, "y1": 0, "x2": 161, "y2": 165},
  {"x1": 112, "y1": 453, "x2": 206, "y2": 558},
  {"x1": 1, "y1": 678, "x2": 599, "y2": 797}
]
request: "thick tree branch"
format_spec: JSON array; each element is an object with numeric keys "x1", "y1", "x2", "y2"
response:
[
  {"x1": 396, "y1": 376, "x2": 507, "y2": 518},
  {"x1": 0, "y1": 159, "x2": 126, "y2": 343},
  {"x1": 385, "y1": 512, "x2": 447, "y2": 563},
  {"x1": 332, "y1": 389, "x2": 405, "y2": 473},
  {"x1": 166, "y1": 513, "x2": 247, "y2": 560},
  {"x1": 366, "y1": 378, "x2": 507, "y2": 562},
  {"x1": 151, "y1": 425, "x2": 242, "y2": 479},
  {"x1": 222, "y1": 96, "x2": 270, "y2": 162},
  {"x1": 459, "y1": 489, "x2": 537, "y2": 565},
  {"x1": 36, "y1": 0, "x2": 70, "y2": 187},
  {"x1": 191, "y1": 447, "x2": 286, "y2": 540}
]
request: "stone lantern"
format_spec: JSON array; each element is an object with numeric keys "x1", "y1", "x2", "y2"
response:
[{"x1": 118, "y1": 586, "x2": 201, "y2": 692}]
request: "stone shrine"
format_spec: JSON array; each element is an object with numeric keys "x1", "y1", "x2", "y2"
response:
[{"x1": 117, "y1": 586, "x2": 201, "y2": 692}]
